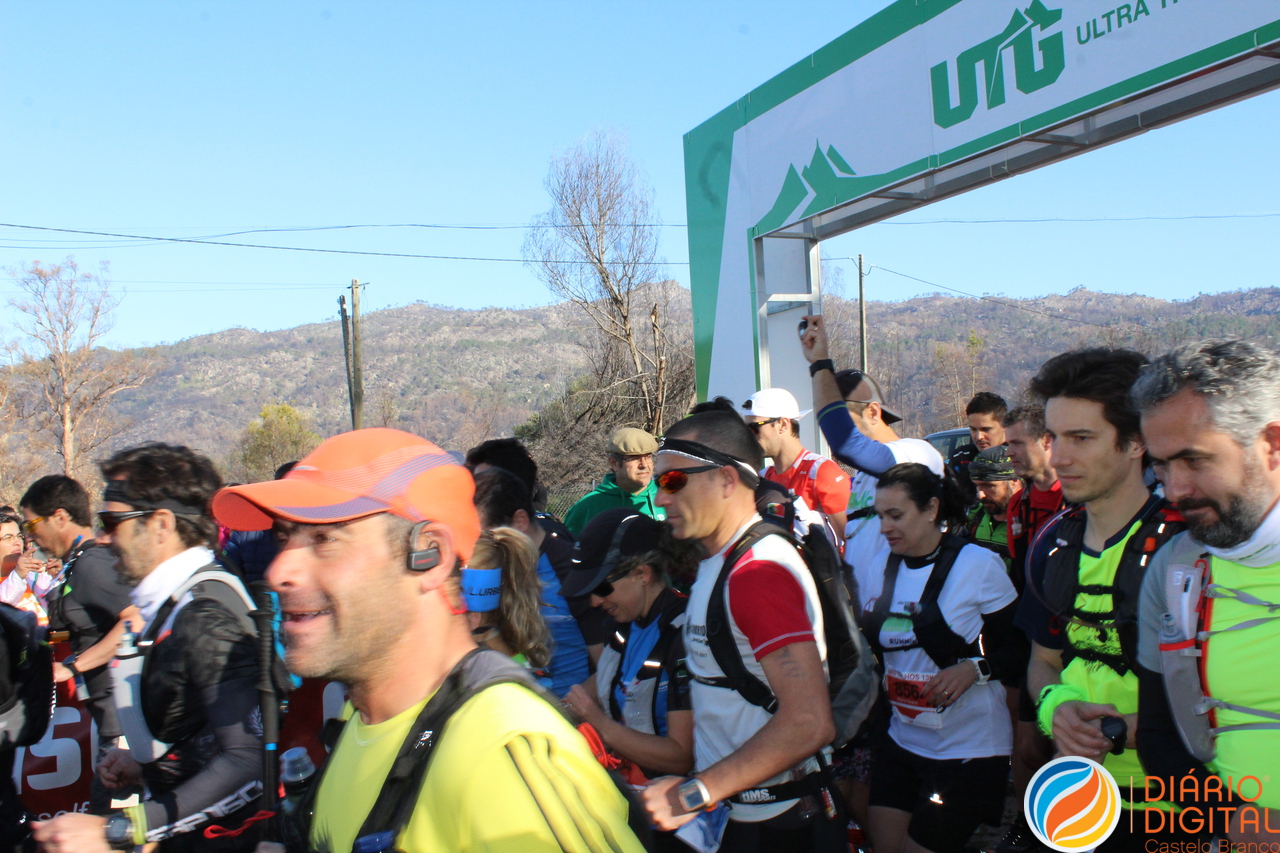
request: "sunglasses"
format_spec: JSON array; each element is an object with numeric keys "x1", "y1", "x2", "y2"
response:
[
  {"x1": 590, "y1": 565, "x2": 636, "y2": 599},
  {"x1": 654, "y1": 465, "x2": 721, "y2": 494},
  {"x1": 21, "y1": 516, "x2": 45, "y2": 535},
  {"x1": 746, "y1": 418, "x2": 780, "y2": 434},
  {"x1": 97, "y1": 509, "x2": 156, "y2": 534}
]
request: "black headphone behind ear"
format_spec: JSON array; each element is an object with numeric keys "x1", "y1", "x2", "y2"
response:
[{"x1": 406, "y1": 521, "x2": 441, "y2": 572}]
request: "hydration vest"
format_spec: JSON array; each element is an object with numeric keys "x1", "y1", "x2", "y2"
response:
[
  {"x1": 595, "y1": 606, "x2": 687, "y2": 742},
  {"x1": 1156, "y1": 533, "x2": 1280, "y2": 764},
  {"x1": 282, "y1": 648, "x2": 654, "y2": 853},
  {"x1": 42, "y1": 538, "x2": 100, "y2": 633},
  {"x1": 701, "y1": 521, "x2": 879, "y2": 749},
  {"x1": 1040, "y1": 501, "x2": 1185, "y2": 676},
  {"x1": 861, "y1": 534, "x2": 981, "y2": 669},
  {"x1": 111, "y1": 563, "x2": 268, "y2": 763},
  {"x1": 963, "y1": 508, "x2": 1012, "y2": 567}
]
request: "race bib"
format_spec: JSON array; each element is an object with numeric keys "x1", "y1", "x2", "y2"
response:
[{"x1": 885, "y1": 669, "x2": 942, "y2": 728}]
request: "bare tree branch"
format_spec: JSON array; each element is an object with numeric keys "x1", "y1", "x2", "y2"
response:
[{"x1": 7, "y1": 257, "x2": 156, "y2": 482}]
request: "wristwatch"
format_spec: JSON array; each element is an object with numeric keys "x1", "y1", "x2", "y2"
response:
[
  {"x1": 968, "y1": 657, "x2": 991, "y2": 685},
  {"x1": 809, "y1": 358, "x2": 835, "y2": 377},
  {"x1": 104, "y1": 814, "x2": 134, "y2": 850},
  {"x1": 676, "y1": 777, "x2": 714, "y2": 814},
  {"x1": 62, "y1": 655, "x2": 80, "y2": 676}
]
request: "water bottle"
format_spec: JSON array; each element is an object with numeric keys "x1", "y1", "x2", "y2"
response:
[{"x1": 279, "y1": 746, "x2": 316, "y2": 816}]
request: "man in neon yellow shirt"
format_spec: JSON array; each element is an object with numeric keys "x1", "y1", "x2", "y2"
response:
[
  {"x1": 212, "y1": 428, "x2": 645, "y2": 853},
  {"x1": 1015, "y1": 347, "x2": 1188, "y2": 852},
  {"x1": 1135, "y1": 339, "x2": 1280, "y2": 843}
]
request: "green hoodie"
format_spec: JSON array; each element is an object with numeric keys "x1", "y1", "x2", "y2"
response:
[{"x1": 563, "y1": 473, "x2": 666, "y2": 536}]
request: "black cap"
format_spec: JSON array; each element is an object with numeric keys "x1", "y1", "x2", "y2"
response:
[
  {"x1": 559, "y1": 508, "x2": 665, "y2": 598},
  {"x1": 969, "y1": 445, "x2": 1018, "y2": 482},
  {"x1": 835, "y1": 369, "x2": 902, "y2": 425}
]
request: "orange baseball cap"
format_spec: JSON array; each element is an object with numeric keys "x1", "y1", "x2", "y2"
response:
[{"x1": 212, "y1": 428, "x2": 480, "y2": 561}]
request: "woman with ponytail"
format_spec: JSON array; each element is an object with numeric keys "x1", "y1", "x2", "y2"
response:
[
  {"x1": 463, "y1": 527, "x2": 553, "y2": 685},
  {"x1": 855, "y1": 463, "x2": 1023, "y2": 853}
]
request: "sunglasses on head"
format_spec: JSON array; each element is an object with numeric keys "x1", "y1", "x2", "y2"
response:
[
  {"x1": 746, "y1": 418, "x2": 780, "y2": 434},
  {"x1": 654, "y1": 465, "x2": 721, "y2": 494},
  {"x1": 97, "y1": 509, "x2": 156, "y2": 534}
]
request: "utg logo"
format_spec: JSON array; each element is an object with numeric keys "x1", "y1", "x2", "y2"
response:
[{"x1": 1026, "y1": 757, "x2": 1123, "y2": 851}]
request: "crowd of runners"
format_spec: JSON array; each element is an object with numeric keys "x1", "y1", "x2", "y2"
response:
[{"x1": 1, "y1": 320, "x2": 1278, "y2": 853}]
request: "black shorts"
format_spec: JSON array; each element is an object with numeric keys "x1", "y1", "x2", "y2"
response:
[{"x1": 869, "y1": 737, "x2": 1010, "y2": 853}]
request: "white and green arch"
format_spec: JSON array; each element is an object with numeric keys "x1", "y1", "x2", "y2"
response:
[{"x1": 683, "y1": 0, "x2": 1280, "y2": 442}]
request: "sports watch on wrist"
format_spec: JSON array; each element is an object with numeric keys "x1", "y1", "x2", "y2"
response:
[
  {"x1": 105, "y1": 814, "x2": 134, "y2": 850},
  {"x1": 676, "y1": 777, "x2": 713, "y2": 814},
  {"x1": 968, "y1": 657, "x2": 991, "y2": 685},
  {"x1": 62, "y1": 655, "x2": 80, "y2": 676},
  {"x1": 808, "y1": 358, "x2": 835, "y2": 377}
]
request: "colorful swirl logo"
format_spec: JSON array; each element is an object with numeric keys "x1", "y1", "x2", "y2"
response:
[{"x1": 1024, "y1": 757, "x2": 1122, "y2": 852}]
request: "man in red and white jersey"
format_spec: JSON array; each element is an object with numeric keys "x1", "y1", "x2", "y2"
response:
[
  {"x1": 743, "y1": 388, "x2": 851, "y2": 545},
  {"x1": 641, "y1": 410, "x2": 843, "y2": 852}
]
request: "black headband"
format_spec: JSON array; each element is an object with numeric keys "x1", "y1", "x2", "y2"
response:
[
  {"x1": 102, "y1": 481, "x2": 206, "y2": 517},
  {"x1": 657, "y1": 437, "x2": 760, "y2": 489}
]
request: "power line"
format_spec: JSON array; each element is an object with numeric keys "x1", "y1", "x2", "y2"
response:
[
  {"x1": 7, "y1": 211, "x2": 1278, "y2": 236},
  {"x1": 879, "y1": 212, "x2": 1280, "y2": 225},
  {"x1": 862, "y1": 264, "x2": 1111, "y2": 328},
  {"x1": 0, "y1": 223, "x2": 688, "y2": 265},
  {"x1": 0, "y1": 275, "x2": 348, "y2": 287}
]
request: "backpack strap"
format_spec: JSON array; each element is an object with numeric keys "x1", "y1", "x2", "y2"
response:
[
  {"x1": 912, "y1": 535, "x2": 982, "y2": 669},
  {"x1": 700, "y1": 521, "x2": 791, "y2": 713},
  {"x1": 862, "y1": 535, "x2": 975, "y2": 669},
  {"x1": 848, "y1": 506, "x2": 876, "y2": 522},
  {"x1": 1046, "y1": 503, "x2": 1185, "y2": 676},
  {"x1": 144, "y1": 564, "x2": 257, "y2": 644},
  {"x1": 352, "y1": 649, "x2": 526, "y2": 847}
]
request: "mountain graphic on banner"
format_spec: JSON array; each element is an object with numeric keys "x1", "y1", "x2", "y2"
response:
[{"x1": 755, "y1": 141, "x2": 869, "y2": 234}]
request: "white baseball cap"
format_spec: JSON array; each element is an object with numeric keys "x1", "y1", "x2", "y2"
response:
[{"x1": 742, "y1": 388, "x2": 811, "y2": 420}]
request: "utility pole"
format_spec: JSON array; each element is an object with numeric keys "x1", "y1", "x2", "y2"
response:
[
  {"x1": 350, "y1": 280, "x2": 365, "y2": 430},
  {"x1": 858, "y1": 254, "x2": 868, "y2": 372},
  {"x1": 338, "y1": 295, "x2": 356, "y2": 430}
]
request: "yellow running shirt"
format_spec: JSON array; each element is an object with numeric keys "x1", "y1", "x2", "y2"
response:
[
  {"x1": 311, "y1": 682, "x2": 644, "y2": 853},
  {"x1": 1060, "y1": 520, "x2": 1149, "y2": 790}
]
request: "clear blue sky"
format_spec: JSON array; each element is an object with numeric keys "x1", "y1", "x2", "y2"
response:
[{"x1": 3, "y1": 1, "x2": 1277, "y2": 348}]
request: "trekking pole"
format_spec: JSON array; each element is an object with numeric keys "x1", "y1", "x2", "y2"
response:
[{"x1": 250, "y1": 581, "x2": 281, "y2": 841}]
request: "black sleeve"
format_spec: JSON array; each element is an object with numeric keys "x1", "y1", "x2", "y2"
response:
[
  {"x1": 1014, "y1": 527, "x2": 1066, "y2": 650},
  {"x1": 1136, "y1": 664, "x2": 1242, "y2": 808},
  {"x1": 980, "y1": 600, "x2": 1030, "y2": 686},
  {"x1": 60, "y1": 549, "x2": 133, "y2": 650},
  {"x1": 140, "y1": 601, "x2": 264, "y2": 841}
]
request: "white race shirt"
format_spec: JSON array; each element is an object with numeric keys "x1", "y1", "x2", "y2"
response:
[
  {"x1": 854, "y1": 542, "x2": 1016, "y2": 760},
  {"x1": 684, "y1": 517, "x2": 826, "y2": 822}
]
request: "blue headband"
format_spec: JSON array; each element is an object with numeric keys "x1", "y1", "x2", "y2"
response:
[{"x1": 460, "y1": 568, "x2": 502, "y2": 612}]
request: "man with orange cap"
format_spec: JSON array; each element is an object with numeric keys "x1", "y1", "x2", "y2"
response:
[{"x1": 213, "y1": 428, "x2": 646, "y2": 853}]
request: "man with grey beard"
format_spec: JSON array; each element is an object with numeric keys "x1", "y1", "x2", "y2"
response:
[{"x1": 1134, "y1": 339, "x2": 1280, "y2": 843}]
